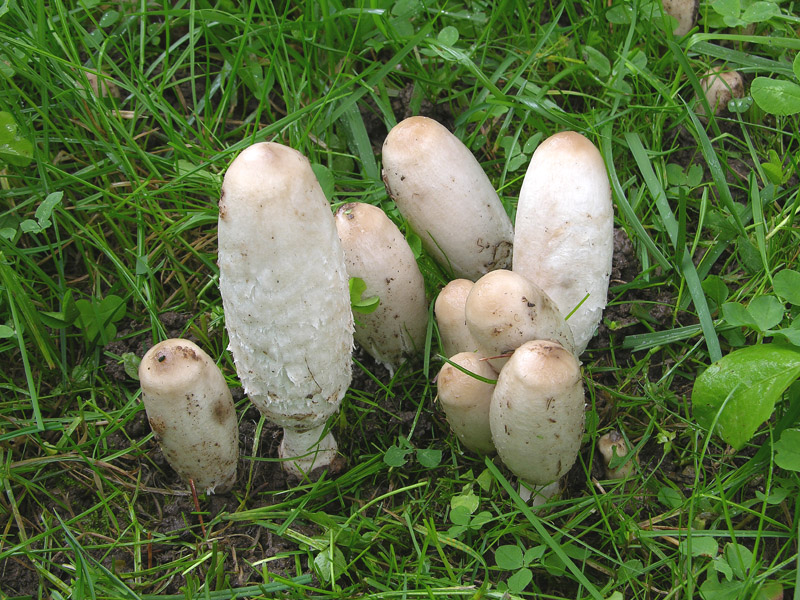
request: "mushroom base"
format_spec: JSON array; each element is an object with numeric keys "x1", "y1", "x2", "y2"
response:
[
  {"x1": 519, "y1": 480, "x2": 561, "y2": 507},
  {"x1": 279, "y1": 424, "x2": 339, "y2": 478}
]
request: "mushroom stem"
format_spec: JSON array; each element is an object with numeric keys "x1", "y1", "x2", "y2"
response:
[
  {"x1": 519, "y1": 480, "x2": 561, "y2": 507},
  {"x1": 279, "y1": 424, "x2": 338, "y2": 477}
]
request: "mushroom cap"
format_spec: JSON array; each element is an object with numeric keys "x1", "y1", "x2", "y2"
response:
[
  {"x1": 381, "y1": 116, "x2": 514, "y2": 280},
  {"x1": 513, "y1": 131, "x2": 613, "y2": 355},
  {"x1": 465, "y1": 269, "x2": 575, "y2": 370},
  {"x1": 218, "y1": 142, "x2": 353, "y2": 430},
  {"x1": 437, "y1": 352, "x2": 497, "y2": 455},
  {"x1": 434, "y1": 279, "x2": 479, "y2": 358},
  {"x1": 699, "y1": 67, "x2": 745, "y2": 116},
  {"x1": 334, "y1": 202, "x2": 428, "y2": 374},
  {"x1": 597, "y1": 430, "x2": 634, "y2": 479},
  {"x1": 489, "y1": 340, "x2": 585, "y2": 486},
  {"x1": 661, "y1": 0, "x2": 699, "y2": 36},
  {"x1": 139, "y1": 339, "x2": 239, "y2": 494}
]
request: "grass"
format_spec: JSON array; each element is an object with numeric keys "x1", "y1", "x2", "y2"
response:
[{"x1": 1, "y1": 0, "x2": 799, "y2": 598}]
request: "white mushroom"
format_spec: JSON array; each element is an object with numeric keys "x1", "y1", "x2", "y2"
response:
[
  {"x1": 139, "y1": 339, "x2": 238, "y2": 494},
  {"x1": 490, "y1": 340, "x2": 585, "y2": 502},
  {"x1": 464, "y1": 269, "x2": 574, "y2": 371},
  {"x1": 698, "y1": 67, "x2": 745, "y2": 117},
  {"x1": 217, "y1": 142, "x2": 354, "y2": 478},
  {"x1": 661, "y1": 0, "x2": 698, "y2": 36},
  {"x1": 382, "y1": 116, "x2": 514, "y2": 281},
  {"x1": 334, "y1": 202, "x2": 428, "y2": 375},
  {"x1": 434, "y1": 279, "x2": 480, "y2": 358},
  {"x1": 436, "y1": 352, "x2": 497, "y2": 455},
  {"x1": 513, "y1": 131, "x2": 614, "y2": 355},
  {"x1": 597, "y1": 430, "x2": 635, "y2": 479}
]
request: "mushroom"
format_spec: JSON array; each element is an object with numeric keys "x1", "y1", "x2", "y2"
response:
[
  {"x1": 334, "y1": 202, "x2": 428, "y2": 375},
  {"x1": 513, "y1": 131, "x2": 614, "y2": 355},
  {"x1": 661, "y1": 0, "x2": 698, "y2": 36},
  {"x1": 138, "y1": 339, "x2": 238, "y2": 494},
  {"x1": 381, "y1": 116, "x2": 514, "y2": 281},
  {"x1": 597, "y1": 430, "x2": 635, "y2": 479},
  {"x1": 489, "y1": 340, "x2": 585, "y2": 504},
  {"x1": 434, "y1": 279, "x2": 480, "y2": 358},
  {"x1": 697, "y1": 67, "x2": 745, "y2": 117},
  {"x1": 436, "y1": 352, "x2": 497, "y2": 455},
  {"x1": 464, "y1": 269, "x2": 574, "y2": 371},
  {"x1": 217, "y1": 142, "x2": 354, "y2": 478}
]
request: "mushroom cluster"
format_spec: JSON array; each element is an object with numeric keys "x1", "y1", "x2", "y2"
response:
[{"x1": 403, "y1": 124, "x2": 617, "y2": 503}]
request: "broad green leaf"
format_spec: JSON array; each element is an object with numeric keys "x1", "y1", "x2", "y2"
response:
[
  {"x1": 773, "y1": 269, "x2": 800, "y2": 305},
  {"x1": 469, "y1": 510, "x2": 492, "y2": 529},
  {"x1": 437, "y1": 25, "x2": 459, "y2": 46},
  {"x1": 449, "y1": 504, "x2": 471, "y2": 526},
  {"x1": 0, "y1": 324, "x2": 14, "y2": 339},
  {"x1": 494, "y1": 544, "x2": 524, "y2": 570},
  {"x1": 751, "y1": 77, "x2": 800, "y2": 116},
  {"x1": 723, "y1": 542, "x2": 753, "y2": 579},
  {"x1": 582, "y1": 45, "x2": 611, "y2": 78},
  {"x1": 349, "y1": 277, "x2": 379, "y2": 314},
  {"x1": 748, "y1": 295, "x2": 784, "y2": 332},
  {"x1": 0, "y1": 111, "x2": 34, "y2": 167},
  {"x1": 313, "y1": 545, "x2": 347, "y2": 583},
  {"x1": 523, "y1": 545, "x2": 545, "y2": 564},
  {"x1": 711, "y1": 0, "x2": 740, "y2": 19},
  {"x1": 679, "y1": 536, "x2": 719, "y2": 558},
  {"x1": 415, "y1": 447, "x2": 442, "y2": 468},
  {"x1": 721, "y1": 302, "x2": 755, "y2": 329},
  {"x1": 703, "y1": 275, "x2": 729, "y2": 310},
  {"x1": 692, "y1": 344, "x2": 800, "y2": 449},
  {"x1": 383, "y1": 443, "x2": 411, "y2": 467},
  {"x1": 774, "y1": 429, "x2": 800, "y2": 471},
  {"x1": 657, "y1": 485, "x2": 683, "y2": 509},
  {"x1": 450, "y1": 486, "x2": 479, "y2": 514},
  {"x1": 122, "y1": 352, "x2": 141, "y2": 380},
  {"x1": 740, "y1": 1, "x2": 779, "y2": 23},
  {"x1": 75, "y1": 295, "x2": 126, "y2": 344},
  {"x1": 506, "y1": 567, "x2": 532, "y2": 593},
  {"x1": 700, "y1": 577, "x2": 746, "y2": 600}
]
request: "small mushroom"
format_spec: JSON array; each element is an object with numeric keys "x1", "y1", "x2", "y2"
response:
[
  {"x1": 490, "y1": 340, "x2": 585, "y2": 502},
  {"x1": 217, "y1": 142, "x2": 354, "y2": 478},
  {"x1": 334, "y1": 202, "x2": 428, "y2": 375},
  {"x1": 697, "y1": 67, "x2": 745, "y2": 117},
  {"x1": 597, "y1": 430, "x2": 635, "y2": 479},
  {"x1": 382, "y1": 116, "x2": 514, "y2": 281},
  {"x1": 513, "y1": 131, "x2": 613, "y2": 355},
  {"x1": 436, "y1": 352, "x2": 497, "y2": 455},
  {"x1": 434, "y1": 279, "x2": 480, "y2": 358},
  {"x1": 661, "y1": 0, "x2": 699, "y2": 36},
  {"x1": 139, "y1": 339, "x2": 239, "y2": 494},
  {"x1": 465, "y1": 269, "x2": 574, "y2": 371}
]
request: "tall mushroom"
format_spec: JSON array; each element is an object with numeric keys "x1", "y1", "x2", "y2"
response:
[
  {"x1": 139, "y1": 338, "x2": 239, "y2": 494},
  {"x1": 382, "y1": 116, "x2": 514, "y2": 281},
  {"x1": 513, "y1": 131, "x2": 614, "y2": 355},
  {"x1": 334, "y1": 202, "x2": 428, "y2": 375},
  {"x1": 218, "y1": 142, "x2": 354, "y2": 478}
]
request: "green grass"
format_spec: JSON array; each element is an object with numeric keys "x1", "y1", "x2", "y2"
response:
[{"x1": 1, "y1": 0, "x2": 799, "y2": 598}]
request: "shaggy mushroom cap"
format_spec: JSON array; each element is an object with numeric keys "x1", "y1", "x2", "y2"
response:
[
  {"x1": 335, "y1": 202, "x2": 427, "y2": 374},
  {"x1": 436, "y1": 352, "x2": 497, "y2": 455},
  {"x1": 139, "y1": 339, "x2": 239, "y2": 494},
  {"x1": 489, "y1": 340, "x2": 585, "y2": 487},
  {"x1": 218, "y1": 141, "x2": 353, "y2": 477},
  {"x1": 382, "y1": 116, "x2": 514, "y2": 281},
  {"x1": 513, "y1": 131, "x2": 613, "y2": 355},
  {"x1": 465, "y1": 269, "x2": 574, "y2": 371},
  {"x1": 434, "y1": 279, "x2": 480, "y2": 358}
]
